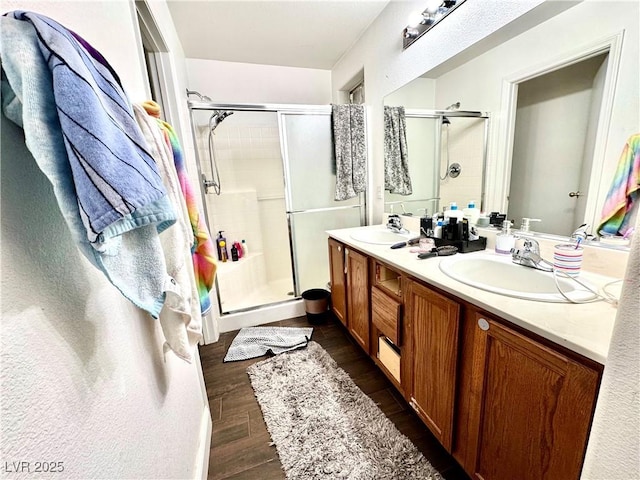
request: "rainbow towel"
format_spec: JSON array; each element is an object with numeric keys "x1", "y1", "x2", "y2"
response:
[
  {"x1": 598, "y1": 134, "x2": 640, "y2": 236},
  {"x1": 143, "y1": 102, "x2": 217, "y2": 315}
]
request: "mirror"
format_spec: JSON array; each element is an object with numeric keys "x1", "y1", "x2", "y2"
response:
[
  {"x1": 381, "y1": 104, "x2": 489, "y2": 219},
  {"x1": 382, "y1": 1, "x2": 638, "y2": 240}
]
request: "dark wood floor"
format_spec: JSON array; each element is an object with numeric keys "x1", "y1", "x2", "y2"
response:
[{"x1": 200, "y1": 315, "x2": 471, "y2": 480}]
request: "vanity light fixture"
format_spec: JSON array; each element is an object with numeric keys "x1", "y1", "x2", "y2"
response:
[{"x1": 402, "y1": 0, "x2": 466, "y2": 49}]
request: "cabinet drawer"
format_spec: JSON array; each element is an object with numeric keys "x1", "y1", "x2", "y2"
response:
[
  {"x1": 378, "y1": 336, "x2": 401, "y2": 383},
  {"x1": 371, "y1": 286, "x2": 401, "y2": 345}
]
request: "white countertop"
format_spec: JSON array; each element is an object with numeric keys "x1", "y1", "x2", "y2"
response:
[{"x1": 328, "y1": 225, "x2": 621, "y2": 364}]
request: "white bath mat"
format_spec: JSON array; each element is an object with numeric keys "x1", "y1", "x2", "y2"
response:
[{"x1": 223, "y1": 326, "x2": 313, "y2": 362}]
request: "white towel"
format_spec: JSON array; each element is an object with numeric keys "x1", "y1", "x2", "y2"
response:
[{"x1": 134, "y1": 104, "x2": 202, "y2": 363}]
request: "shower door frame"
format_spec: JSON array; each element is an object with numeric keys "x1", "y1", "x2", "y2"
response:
[
  {"x1": 187, "y1": 101, "x2": 366, "y2": 315},
  {"x1": 397, "y1": 109, "x2": 490, "y2": 213}
]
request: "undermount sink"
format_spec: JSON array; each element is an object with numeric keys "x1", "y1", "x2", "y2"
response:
[
  {"x1": 350, "y1": 229, "x2": 413, "y2": 245},
  {"x1": 439, "y1": 253, "x2": 597, "y2": 302}
]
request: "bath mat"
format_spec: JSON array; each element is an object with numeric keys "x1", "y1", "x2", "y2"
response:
[
  {"x1": 247, "y1": 341, "x2": 443, "y2": 479},
  {"x1": 223, "y1": 326, "x2": 313, "y2": 362}
]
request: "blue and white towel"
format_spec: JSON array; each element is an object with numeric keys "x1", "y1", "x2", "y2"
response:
[{"x1": 1, "y1": 12, "x2": 176, "y2": 317}]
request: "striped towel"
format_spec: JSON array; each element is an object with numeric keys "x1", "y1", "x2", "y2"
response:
[
  {"x1": 144, "y1": 103, "x2": 218, "y2": 316},
  {"x1": 6, "y1": 11, "x2": 174, "y2": 243},
  {"x1": 1, "y1": 12, "x2": 175, "y2": 318},
  {"x1": 598, "y1": 134, "x2": 640, "y2": 236}
]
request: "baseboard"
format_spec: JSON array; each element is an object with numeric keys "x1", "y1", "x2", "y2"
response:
[
  {"x1": 219, "y1": 299, "x2": 306, "y2": 333},
  {"x1": 193, "y1": 405, "x2": 213, "y2": 480}
]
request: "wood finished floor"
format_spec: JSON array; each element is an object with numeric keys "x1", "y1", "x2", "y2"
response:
[{"x1": 200, "y1": 315, "x2": 471, "y2": 480}]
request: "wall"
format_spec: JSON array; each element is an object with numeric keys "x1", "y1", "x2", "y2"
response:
[
  {"x1": 333, "y1": 0, "x2": 638, "y2": 476},
  {"x1": 431, "y1": 1, "x2": 639, "y2": 232},
  {"x1": 185, "y1": 58, "x2": 332, "y2": 105},
  {"x1": 0, "y1": 1, "x2": 211, "y2": 478}
]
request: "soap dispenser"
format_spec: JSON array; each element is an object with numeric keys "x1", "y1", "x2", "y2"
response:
[{"x1": 495, "y1": 220, "x2": 515, "y2": 255}]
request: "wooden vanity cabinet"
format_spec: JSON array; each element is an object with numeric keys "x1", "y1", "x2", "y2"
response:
[
  {"x1": 345, "y1": 247, "x2": 370, "y2": 353},
  {"x1": 404, "y1": 278, "x2": 460, "y2": 452},
  {"x1": 454, "y1": 308, "x2": 602, "y2": 480},
  {"x1": 327, "y1": 238, "x2": 347, "y2": 326},
  {"x1": 328, "y1": 239, "x2": 370, "y2": 352}
]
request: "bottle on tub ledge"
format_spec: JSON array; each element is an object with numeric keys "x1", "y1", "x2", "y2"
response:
[
  {"x1": 216, "y1": 231, "x2": 229, "y2": 262},
  {"x1": 241, "y1": 239, "x2": 248, "y2": 256},
  {"x1": 230, "y1": 243, "x2": 239, "y2": 262}
]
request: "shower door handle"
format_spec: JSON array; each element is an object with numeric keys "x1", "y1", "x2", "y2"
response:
[
  {"x1": 202, "y1": 174, "x2": 216, "y2": 193},
  {"x1": 568, "y1": 191, "x2": 582, "y2": 198}
]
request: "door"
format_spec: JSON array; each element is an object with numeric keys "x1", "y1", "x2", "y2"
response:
[
  {"x1": 328, "y1": 238, "x2": 347, "y2": 326},
  {"x1": 467, "y1": 312, "x2": 600, "y2": 480},
  {"x1": 508, "y1": 53, "x2": 608, "y2": 236},
  {"x1": 280, "y1": 111, "x2": 364, "y2": 295},
  {"x1": 346, "y1": 248, "x2": 369, "y2": 353},
  {"x1": 406, "y1": 279, "x2": 460, "y2": 451}
]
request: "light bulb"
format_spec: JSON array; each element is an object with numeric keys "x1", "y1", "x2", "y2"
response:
[
  {"x1": 407, "y1": 10, "x2": 424, "y2": 28},
  {"x1": 424, "y1": 0, "x2": 443, "y2": 15}
]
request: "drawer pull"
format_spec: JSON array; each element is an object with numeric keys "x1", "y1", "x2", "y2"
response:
[{"x1": 478, "y1": 318, "x2": 490, "y2": 331}]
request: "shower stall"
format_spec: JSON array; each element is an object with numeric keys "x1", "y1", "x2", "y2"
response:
[
  {"x1": 187, "y1": 99, "x2": 365, "y2": 317},
  {"x1": 384, "y1": 109, "x2": 489, "y2": 215}
]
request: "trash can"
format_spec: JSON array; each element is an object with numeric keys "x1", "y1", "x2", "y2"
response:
[{"x1": 301, "y1": 288, "x2": 331, "y2": 325}]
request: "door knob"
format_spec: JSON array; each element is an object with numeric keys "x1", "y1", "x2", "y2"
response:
[{"x1": 569, "y1": 191, "x2": 582, "y2": 198}]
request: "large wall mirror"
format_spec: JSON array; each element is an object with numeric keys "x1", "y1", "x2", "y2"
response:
[{"x1": 382, "y1": 1, "x2": 639, "y2": 239}]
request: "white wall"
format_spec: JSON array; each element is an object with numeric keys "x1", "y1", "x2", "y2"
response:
[
  {"x1": 185, "y1": 58, "x2": 332, "y2": 105},
  {"x1": 0, "y1": 1, "x2": 211, "y2": 478},
  {"x1": 433, "y1": 1, "x2": 639, "y2": 233}
]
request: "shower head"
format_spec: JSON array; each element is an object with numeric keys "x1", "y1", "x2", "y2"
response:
[
  {"x1": 209, "y1": 110, "x2": 234, "y2": 132},
  {"x1": 445, "y1": 102, "x2": 461, "y2": 111}
]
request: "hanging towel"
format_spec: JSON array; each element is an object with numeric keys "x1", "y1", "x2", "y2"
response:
[
  {"x1": 1, "y1": 12, "x2": 175, "y2": 318},
  {"x1": 384, "y1": 106, "x2": 412, "y2": 195},
  {"x1": 598, "y1": 133, "x2": 640, "y2": 236},
  {"x1": 134, "y1": 103, "x2": 202, "y2": 362},
  {"x1": 149, "y1": 107, "x2": 218, "y2": 316},
  {"x1": 332, "y1": 104, "x2": 367, "y2": 201}
]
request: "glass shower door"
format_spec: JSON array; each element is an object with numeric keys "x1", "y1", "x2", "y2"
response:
[{"x1": 279, "y1": 111, "x2": 364, "y2": 295}]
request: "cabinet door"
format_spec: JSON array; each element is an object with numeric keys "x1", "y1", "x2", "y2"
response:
[
  {"x1": 467, "y1": 312, "x2": 600, "y2": 480},
  {"x1": 346, "y1": 248, "x2": 369, "y2": 353},
  {"x1": 406, "y1": 279, "x2": 460, "y2": 451},
  {"x1": 328, "y1": 238, "x2": 347, "y2": 326}
]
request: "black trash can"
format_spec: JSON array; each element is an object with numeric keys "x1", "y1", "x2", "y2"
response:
[{"x1": 301, "y1": 288, "x2": 331, "y2": 325}]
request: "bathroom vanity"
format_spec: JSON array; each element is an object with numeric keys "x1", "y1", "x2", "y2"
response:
[{"x1": 327, "y1": 226, "x2": 621, "y2": 480}]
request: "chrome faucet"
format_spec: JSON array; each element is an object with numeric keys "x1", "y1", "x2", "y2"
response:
[
  {"x1": 387, "y1": 214, "x2": 409, "y2": 234},
  {"x1": 511, "y1": 237, "x2": 552, "y2": 271}
]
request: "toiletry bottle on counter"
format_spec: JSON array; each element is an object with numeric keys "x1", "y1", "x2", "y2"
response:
[
  {"x1": 444, "y1": 202, "x2": 464, "y2": 225},
  {"x1": 463, "y1": 201, "x2": 480, "y2": 226},
  {"x1": 434, "y1": 220, "x2": 444, "y2": 239},
  {"x1": 495, "y1": 220, "x2": 515, "y2": 255},
  {"x1": 231, "y1": 243, "x2": 239, "y2": 262},
  {"x1": 241, "y1": 239, "x2": 248, "y2": 256}
]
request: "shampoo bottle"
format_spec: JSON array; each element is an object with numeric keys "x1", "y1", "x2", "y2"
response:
[
  {"x1": 219, "y1": 240, "x2": 228, "y2": 262},
  {"x1": 216, "y1": 231, "x2": 226, "y2": 261},
  {"x1": 231, "y1": 244, "x2": 239, "y2": 262},
  {"x1": 495, "y1": 220, "x2": 515, "y2": 255},
  {"x1": 463, "y1": 201, "x2": 480, "y2": 226},
  {"x1": 241, "y1": 239, "x2": 248, "y2": 256},
  {"x1": 444, "y1": 202, "x2": 464, "y2": 223}
]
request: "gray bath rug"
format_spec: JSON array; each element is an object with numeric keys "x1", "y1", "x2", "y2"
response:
[
  {"x1": 247, "y1": 341, "x2": 443, "y2": 479},
  {"x1": 223, "y1": 326, "x2": 313, "y2": 362}
]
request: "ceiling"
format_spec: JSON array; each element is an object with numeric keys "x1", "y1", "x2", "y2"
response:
[{"x1": 166, "y1": 1, "x2": 390, "y2": 70}]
